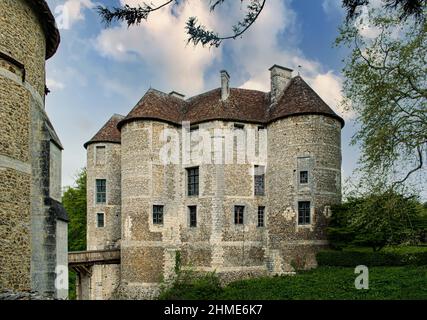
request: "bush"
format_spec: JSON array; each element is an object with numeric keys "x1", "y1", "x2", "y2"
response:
[
  {"x1": 158, "y1": 270, "x2": 223, "y2": 300},
  {"x1": 317, "y1": 247, "x2": 427, "y2": 267}
]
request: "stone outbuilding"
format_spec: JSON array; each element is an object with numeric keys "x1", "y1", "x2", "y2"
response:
[
  {"x1": 0, "y1": 0, "x2": 68, "y2": 299},
  {"x1": 72, "y1": 65, "x2": 343, "y2": 300}
]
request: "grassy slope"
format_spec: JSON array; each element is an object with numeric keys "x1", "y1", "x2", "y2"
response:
[{"x1": 218, "y1": 266, "x2": 427, "y2": 300}]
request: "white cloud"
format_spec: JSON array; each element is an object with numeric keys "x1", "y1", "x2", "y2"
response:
[
  {"x1": 322, "y1": 0, "x2": 343, "y2": 15},
  {"x1": 46, "y1": 78, "x2": 65, "y2": 90},
  {"x1": 309, "y1": 71, "x2": 354, "y2": 120},
  {"x1": 96, "y1": 0, "x2": 222, "y2": 95},
  {"x1": 54, "y1": 0, "x2": 95, "y2": 30},
  {"x1": 94, "y1": 0, "x2": 355, "y2": 120}
]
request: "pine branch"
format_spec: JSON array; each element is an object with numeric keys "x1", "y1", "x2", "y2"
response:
[
  {"x1": 186, "y1": 0, "x2": 266, "y2": 47},
  {"x1": 97, "y1": 1, "x2": 176, "y2": 27}
]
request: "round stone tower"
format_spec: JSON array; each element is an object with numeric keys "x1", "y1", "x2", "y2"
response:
[
  {"x1": 83, "y1": 114, "x2": 123, "y2": 299},
  {"x1": 266, "y1": 70, "x2": 343, "y2": 273},
  {"x1": 0, "y1": 0, "x2": 61, "y2": 294}
]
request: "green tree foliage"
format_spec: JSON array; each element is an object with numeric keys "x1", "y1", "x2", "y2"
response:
[
  {"x1": 62, "y1": 168, "x2": 87, "y2": 299},
  {"x1": 328, "y1": 191, "x2": 427, "y2": 251},
  {"x1": 337, "y1": 3, "x2": 426, "y2": 188},
  {"x1": 63, "y1": 168, "x2": 87, "y2": 252}
]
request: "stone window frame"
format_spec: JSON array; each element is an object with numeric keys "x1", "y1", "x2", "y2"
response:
[
  {"x1": 96, "y1": 212, "x2": 105, "y2": 228},
  {"x1": 94, "y1": 144, "x2": 107, "y2": 166},
  {"x1": 186, "y1": 166, "x2": 199, "y2": 197},
  {"x1": 188, "y1": 205, "x2": 197, "y2": 228},
  {"x1": 95, "y1": 179, "x2": 107, "y2": 204}
]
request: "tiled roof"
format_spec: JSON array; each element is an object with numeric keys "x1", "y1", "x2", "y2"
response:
[
  {"x1": 84, "y1": 114, "x2": 124, "y2": 149},
  {"x1": 28, "y1": 0, "x2": 60, "y2": 59},
  {"x1": 117, "y1": 76, "x2": 344, "y2": 131},
  {"x1": 269, "y1": 76, "x2": 345, "y2": 126}
]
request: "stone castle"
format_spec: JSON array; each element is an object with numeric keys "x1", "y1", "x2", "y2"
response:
[
  {"x1": 0, "y1": 0, "x2": 68, "y2": 299},
  {"x1": 71, "y1": 65, "x2": 344, "y2": 299}
]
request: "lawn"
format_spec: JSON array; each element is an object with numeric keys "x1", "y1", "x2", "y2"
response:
[
  {"x1": 219, "y1": 266, "x2": 427, "y2": 300},
  {"x1": 160, "y1": 266, "x2": 427, "y2": 300}
]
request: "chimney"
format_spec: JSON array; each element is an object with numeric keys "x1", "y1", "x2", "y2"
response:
[
  {"x1": 220, "y1": 70, "x2": 230, "y2": 101},
  {"x1": 169, "y1": 91, "x2": 185, "y2": 99},
  {"x1": 269, "y1": 64, "x2": 293, "y2": 104}
]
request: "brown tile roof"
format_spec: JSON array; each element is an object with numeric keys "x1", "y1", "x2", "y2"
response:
[
  {"x1": 114, "y1": 75, "x2": 344, "y2": 137},
  {"x1": 27, "y1": 0, "x2": 60, "y2": 59},
  {"x1": 269, "y1": 76, "x2": 345, "y2": 126},
  {"x1": 84, "y1": 114, "x2": 124, "y2": 149},
  {"x1": 184, "y1": 88, "x2": 269, "y2": 124}
]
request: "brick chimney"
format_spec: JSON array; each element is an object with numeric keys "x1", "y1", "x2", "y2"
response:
[
  {"x1": 269, "y1": 64, "x2": 293, "y2": 104},
  {"x1": 220, "y1": 70, "x2": 230, "y2": 101}
]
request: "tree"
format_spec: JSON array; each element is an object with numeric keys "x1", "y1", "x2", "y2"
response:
[
  {"x1": 337, "y1": 3, "x2": 426, "y2": 188},
  {"x1": 97, "y1": 1, "x2": 426, "y2": 47},
  {"x1": 328, "y1": 190, "x2": 426, "y2": 251},
  {"x1": 343, "y1": 0, "x2": 427, "y2": 21},
  {"x1": 62, "y1": 168, "x2": 87, "y2": 299}
]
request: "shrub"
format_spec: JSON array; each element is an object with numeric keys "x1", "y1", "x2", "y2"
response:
[
  {"x1": 158, "y1": 270, "x2": 223, "y2": 300},
  {"x1": 317, "y1": 248, "x2": 427, "y2": 267}
]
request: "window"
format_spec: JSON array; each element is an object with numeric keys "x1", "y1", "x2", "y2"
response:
[
  {"x1": 153, "y1": 205, "x2": 164, "y2": 225},
  {"x1": 234, "y1": 206, "x2": 244, "y2": 225},
  {"x1": 187, "y1": 167, "x2": 199, "y2": 196},
  {"x1": 258, "y1": 206, "x2": 265, "y2": 227},
  {"x1": 190, "y1": 125, "x2": 199, "y2": 132},
  {"x1": 300, "y1": 171, "x2": 308, "y2": 184},
  {"x1": 95, "y1": 146, "x2": 106, "y2": 165},
  {"x1": 298, "y1": 201, "x2": 311, "y2": 225},
  {"x1": 234, "y1": 123, "x2": 245, "y2": 130},
  {"x1": 97, "y1": 213, "x2": 104, "y2": 228},
  {"x1": 254, "y1": 165, "x2": 265, "y2": 196},
  {"x1": 96, "y1": 179, "x2": 106, "y2": 204},
  {"x1": 189, "y1": 206, "x2": 197, "y2": 227},
  {"x1": 257, "y1": 125, "x2": 266, "y2": 131}
]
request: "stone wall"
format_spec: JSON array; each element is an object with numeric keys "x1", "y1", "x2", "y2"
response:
[
  {"x1": 0, "y1": 0, "x2": 67, "y2": 298},
  {"x1": 87, "y1": 113, "x2": 341, "y2": 299},
  {"x1": 0, "y1": 0, "x2": 46, "y2": 292},
  {"x1": 87, "y1": 143, "x2": 122, "y2": 250},
  {"x1": 266, "y1": 115, "x2": 341, "y2": 272}
]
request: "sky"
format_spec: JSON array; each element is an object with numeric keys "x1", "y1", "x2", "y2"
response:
[{"x1": 45, "y1": 0, "x2": 360, "y2": 189}]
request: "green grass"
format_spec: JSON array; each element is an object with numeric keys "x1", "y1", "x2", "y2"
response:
[
  {"x1": 219, "y1": 266, "x2": 427, "y2": 300},
  {"x1": 160, "y1": 266, "x2": 427, "y2": 300}
]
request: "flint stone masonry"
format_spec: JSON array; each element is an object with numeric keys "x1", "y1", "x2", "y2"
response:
[
  {"x1": 0, "y1": 0, "x2": 66, "y2": 298},
  {"x1": 77, "y1": 66, "x2": 343, "y2": 299}
]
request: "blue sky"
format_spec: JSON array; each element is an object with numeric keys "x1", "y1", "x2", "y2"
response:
[{"x1": 45, "y1": 0, "x2": 361, "y2": 189}]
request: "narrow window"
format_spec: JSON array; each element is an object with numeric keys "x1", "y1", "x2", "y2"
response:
[
  {"x1": 189, "y1": 206, "x2": 197, "y2": 227},
  {"x1": 153, "y1": 205, "x2": 164, "y2": 225},
  {"x1": 254, "y1": 165, "x2": 265, "y2": 196},
  {"x1": 96, "y1": 179, "x2": 106, "y2": 204},
  {"x1": 97, "y1": 213, "x2": 104, "y2": 228},
  {"x1": 187, "y1": 167, "x2": 199, "y2": 196},
  {"x1": 258, "y1": 206, "x2": 265, "y2": 227},
  {"x1": 234, "y1": 206, "x2": 244, "y2": 225},
  {"x1": 95, "y1": 146, "x2": 106, "y2": 165},
  {"x1": 300, "y1": 171, "x2": 308, "y2": 184},
  {"x1": 298, "y1": 201, "x2": 311, "y2": 225}
]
